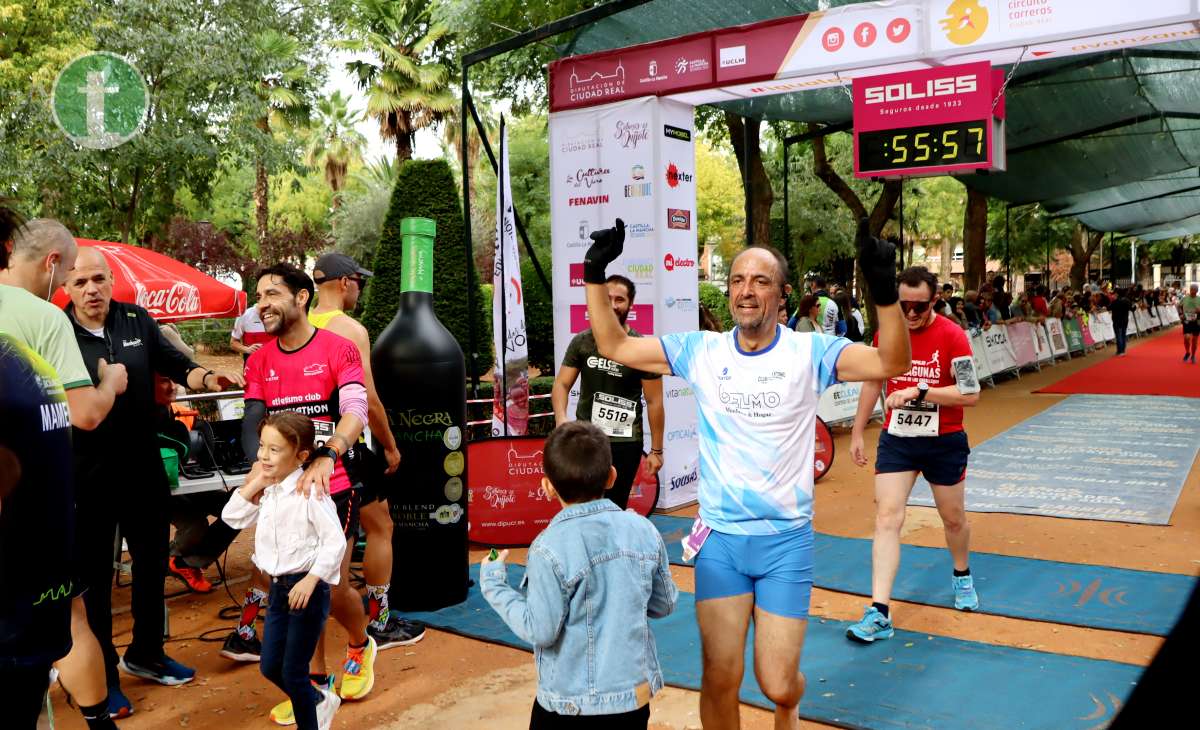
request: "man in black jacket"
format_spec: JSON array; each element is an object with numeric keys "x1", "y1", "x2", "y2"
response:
[
  {"x1": 1110, "y1": 288, "x2": 1133, "y2": 356},
  {"x1": 63, "y1": 247, "x2": 242, "y2": 711}
]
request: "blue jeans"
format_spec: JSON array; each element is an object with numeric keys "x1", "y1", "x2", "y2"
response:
[
  {"x1": 1114, "y1": 322, "x2": 1128, "y2": 354},
  {"x1": 261, "y1": 573, "x2": 331, "y2": 730}
]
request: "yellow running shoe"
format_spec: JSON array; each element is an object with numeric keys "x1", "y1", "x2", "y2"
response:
[
  {"x1": 268, "y1": 675, "x2": 330, "y2": 725},
  {"x1": 269, "y1": 698, "x2": 294, "y2": 726},
  {"x1": 338, "y1": 636, "x2": 377, "y2": 700}
]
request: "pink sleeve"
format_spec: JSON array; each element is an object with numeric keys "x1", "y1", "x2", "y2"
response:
[
  {"x1": 243, "y1": 350, "x2": 264, "y2": 401},
  {"x1": 333, "y1": 338, "x2": 365, "y2": 388}
]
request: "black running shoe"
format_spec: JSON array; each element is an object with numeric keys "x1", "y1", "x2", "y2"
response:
[
  {"x1": 367, "y1": 616, "x2": 426, "y2": 650},
  {"x1": 219, "y1": 631, "x2": 261, "y2": 662}
]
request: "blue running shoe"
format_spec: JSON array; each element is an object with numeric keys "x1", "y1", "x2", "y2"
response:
[
  {"x1": 107, "y1": 683, "x2": 133, "y2": 719},
  {"x1": 120, "y1": 654, "x2": 195, "y2": 686},
  {"x1": 846, "y1": 606, "x2": 894, "y2": 643},
  {"x1": 953, "y1": 574, "x2": 980, "y2": 611}
]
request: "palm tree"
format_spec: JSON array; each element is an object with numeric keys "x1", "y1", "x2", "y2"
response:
[
  {"x1": 351, "y1": 156, "x2": 398, "y2": 192},
  {"x1": 251, "y1": 29, "x2": 313, "y2": 243},
  {"x1": 336, "y1": 0, "x2": 456, "y2": 162},
  {"x1": 305, "y1": 91, "x2": 367, "y2": 210}
]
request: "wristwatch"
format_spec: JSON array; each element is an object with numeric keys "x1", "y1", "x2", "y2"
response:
[{"x1": 914, "y1": 381, "x2": 929, "y2": 404}]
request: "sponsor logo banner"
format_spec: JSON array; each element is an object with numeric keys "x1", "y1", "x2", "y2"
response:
[
  {"x1": 664, "y1": 253, "x2": 696, "y2": 271},
  {"x1": 568, "y1": 193, "x2": 609, "y2": 207},
  {"x1": 569, "y1": 263, "x2": 585, "y2": 287},
  {"x1": 565, "y1": 166, "x2": 609, "y2": 189},
  {"x1": 549, "y1": 36, "x2": 714, "y2": 112},
  {"x1": 570, "y1": 303, "x2": 654, "y2": 335},
  {"x1": 853, "y1": 60, "x2": 994, "y2": 131},
  {"x1": 667, "y1": 208, "x2": 691, "y2": 230},
  {"x1": 625, "y1": 258, "x2": 654, "y2": 282},
  {"x1": 664, "y1": 124, "x2": 692, "y2": 141},
  {"x1": 665, "y1": 162, "x2": 693, "y2": 187}
]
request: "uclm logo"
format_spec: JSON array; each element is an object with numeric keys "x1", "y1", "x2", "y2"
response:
[{"x1": 863, "y1": 74, "x2": 977, "y2": 105}]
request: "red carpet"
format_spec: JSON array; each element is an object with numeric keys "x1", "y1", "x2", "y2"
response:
[{"x1": 1037, "y1": 328, "x2": 1200, "y2": 397}]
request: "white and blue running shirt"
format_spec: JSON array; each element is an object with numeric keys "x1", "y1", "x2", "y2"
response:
[{"x1": 660, "y1": 325, "x2": 851, "y2": 535}]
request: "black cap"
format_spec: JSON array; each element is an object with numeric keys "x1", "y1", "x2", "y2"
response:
[{"x1": 313, "y1": 252, "x2": 372, "y2": 284}]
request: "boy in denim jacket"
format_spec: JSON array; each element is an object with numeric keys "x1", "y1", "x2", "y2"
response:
[{"x1": 481, "y1": 422, "x2": 678, "y2": 729}]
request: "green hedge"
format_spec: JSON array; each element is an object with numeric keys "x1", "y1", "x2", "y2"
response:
[
  {"x1": 176, "y1": 319, "x2": 234, "y2": 355},
  {"x1": 362, "y1": 159, "x2": 489, "y2": 377}
]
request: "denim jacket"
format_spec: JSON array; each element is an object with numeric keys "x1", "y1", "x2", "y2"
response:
[{"x1": 479, "y1": 499, "x2": 678, "y2": 716}]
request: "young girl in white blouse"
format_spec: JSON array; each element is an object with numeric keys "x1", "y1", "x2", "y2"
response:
[{"x1": 222, "y1": 411, "x2": 346, "y2": 730}]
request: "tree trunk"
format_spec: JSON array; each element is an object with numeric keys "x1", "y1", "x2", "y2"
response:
[
  {"x1": 962, "y1": 186, "x2": 988, "y2": 291},
  {"x1": 725, "y1": 112, "x2": 773, "y2": 247},
  {"x1": 1068, "y1": 226, "x2": 1104, "y2": 290},
  {"x1": 395, "y1": 111, "x2": 415, "y2": 162},
  {"x1": 255, "y1": 116, "x2": 271, "y2": 244},
  {"x1": 254, "y1": 159, "x2": 269, "y2": 243},
  {"x1": 940, "y1": 236, "x2": 953, "y2": 282},
  {"x1": 808, "y1": 126, "x2": 901, "y2": 334}
]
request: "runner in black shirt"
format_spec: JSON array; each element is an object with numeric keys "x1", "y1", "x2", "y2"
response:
[
  {"x1": 0, "y1": 336, "x2": 76, "y2": 727},
  {"x1": 552, "y1": 274, "x2": 664, "y2": 508}
]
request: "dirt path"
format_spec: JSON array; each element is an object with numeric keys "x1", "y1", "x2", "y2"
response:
[{"x1": 52, "y1": 331, "x2": 1192, "y2": 729}]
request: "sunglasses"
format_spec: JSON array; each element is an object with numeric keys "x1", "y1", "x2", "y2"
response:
[{"x1": 899, "y1": 299, "x2": 933, "y2": 314}]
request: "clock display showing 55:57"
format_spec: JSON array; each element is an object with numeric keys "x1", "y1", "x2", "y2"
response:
[{"x1": 858, "y1": 120, "x2": 988, "y2": 173}]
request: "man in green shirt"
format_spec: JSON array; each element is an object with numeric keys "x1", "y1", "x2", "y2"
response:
[
  {"x1": 1181, "y1": 284, "x2": 1200, "y2": 363},
  {"x1": 553, "y1": 274, "x2": 665, "y2": 509}
]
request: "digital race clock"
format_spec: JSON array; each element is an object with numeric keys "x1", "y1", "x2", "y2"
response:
[{"x1": 853, "y1": 62, "x2": 1006, "y2": 179}]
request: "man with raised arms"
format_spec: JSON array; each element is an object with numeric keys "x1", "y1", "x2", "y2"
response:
[{"x1": 581, "y1": 218, "x2": 910, "y2": 730}]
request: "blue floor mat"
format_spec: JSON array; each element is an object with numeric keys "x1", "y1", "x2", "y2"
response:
[
  {"x1": 909, "y1": 394, "x2": 1200, "y2": 525},
  {"x1": 651, "y1": 515, "x2": 1195, "y2": 636},
  {"x1": 399, "y1": 564, "x2": 1142, "y2": 730}
]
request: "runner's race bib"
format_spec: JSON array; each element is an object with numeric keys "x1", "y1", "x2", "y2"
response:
[
  {"x1": 888, "y1": 400, "x2": 939, "y2": 438},
  {"x1": 1187, "y1": 311, "x2": 1197, "y2": 322},
  {"x1": 591, "y1": 392, "x2": 636, "y2": 438},
  {"x1": 313, "y1": 419, "x2": 335, "y2": 445}
]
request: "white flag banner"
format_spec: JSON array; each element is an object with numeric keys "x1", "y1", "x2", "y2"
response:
[{"x1": 492, "y1": 119, "x2": 529, "y2": 436}]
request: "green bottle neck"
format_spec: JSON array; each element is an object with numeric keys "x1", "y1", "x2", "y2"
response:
[{"x1": 401, "y1": 236, "x2": 434, "y2": 294}]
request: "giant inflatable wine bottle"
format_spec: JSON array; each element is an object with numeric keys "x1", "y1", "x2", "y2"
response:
[{"x1": 371, "y1": 217, "x2": 468, "y2": 610}]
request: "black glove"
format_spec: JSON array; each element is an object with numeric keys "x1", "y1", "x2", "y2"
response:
[
  {"x1": 857, "y1": 217, "x2": 898, "y2": 306},
  {"x1": 583, "y1": 218, "x2": 625, "y2": 284}
]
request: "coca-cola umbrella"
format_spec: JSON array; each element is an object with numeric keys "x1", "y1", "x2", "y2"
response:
[{"x1": 51, "y1": 239, "x2": 246, "y2": 322}]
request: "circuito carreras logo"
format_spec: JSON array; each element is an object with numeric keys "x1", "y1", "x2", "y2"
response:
[{"x1": 939, "y1": 0, "x2": 989, "y2": 46}]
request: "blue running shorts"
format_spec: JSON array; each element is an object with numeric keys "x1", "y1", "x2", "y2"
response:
[{"x1": 695, "y1": 523, "x2": 814, "y2": 620}]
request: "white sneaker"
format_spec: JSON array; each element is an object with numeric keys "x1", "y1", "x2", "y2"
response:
[{"x1": 315, "y1": 684, "x2": 341, "y2": 730}]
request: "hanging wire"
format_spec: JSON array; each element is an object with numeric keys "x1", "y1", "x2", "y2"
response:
[{"x1": 993, "y1": 46, "x2": 1028, "y2": 110}]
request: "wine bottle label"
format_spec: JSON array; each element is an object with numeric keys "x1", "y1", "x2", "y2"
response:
[{"x1": 402, "y1": 237, "x2": 434, "y2": 293}]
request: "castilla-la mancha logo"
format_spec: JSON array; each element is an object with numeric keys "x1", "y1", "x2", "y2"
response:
[{"x1": 52, "y1": 52, "x2": 149, "y2": 150}]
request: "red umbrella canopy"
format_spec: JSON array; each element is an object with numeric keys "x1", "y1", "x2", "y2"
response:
[{"x1": 52, "y1": 239, "x2": 247, "y2": 322}]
